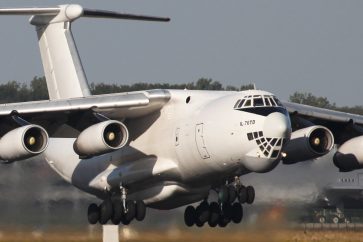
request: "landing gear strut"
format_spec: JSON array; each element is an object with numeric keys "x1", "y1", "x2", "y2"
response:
[{"x1": 183, "y1": 178, "x2": 255, "y2": 228}]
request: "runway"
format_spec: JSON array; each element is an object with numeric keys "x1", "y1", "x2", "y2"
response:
[{"x1": 2, "y1": 224, "x2": 363, "y2": 242}]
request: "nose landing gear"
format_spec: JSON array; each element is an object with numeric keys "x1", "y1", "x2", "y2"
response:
[{"x1": 183, "y1": 178, "x2": 255, "y2": 228}]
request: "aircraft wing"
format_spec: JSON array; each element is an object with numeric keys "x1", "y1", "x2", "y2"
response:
[
  {"x1": 283, "y1": 101, "x2": 363, "y2": 144},
  {"x1": 0, "y1": 89, "x2": 170, "y2": 137}
]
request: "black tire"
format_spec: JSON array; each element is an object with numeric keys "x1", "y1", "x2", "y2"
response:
[
  {"x1": 99, "y1": 199, "x2": 113, "y2": 225},
  {"x1": 228, "y1": 186, "x2": 237, "y2": 203},
  {"x1": 124, "y1": 200, "x2": 136, "y2": 222},
  {"x1": 218, "y1": 215, "x2": 230, "y2": 227},
  {"x1": 111, "y1": 201, "x2": 122, "y2": 225},
  {"x1": 121, "y1": 215, "x2": 131, "y2": 225},
  {"x1": 195, "y1": 219, "x2": 204, "y2": 227},
  {"x1": 246, "y1": 186, "x2": 255, "y2": 204},
  {"x1": 222, "y1": 203, "x2": 233, "y2": 220},
  {"x1": 231, "y1": 203, "x2": 243, "y2": 223},
  {"x1": 184, "y1": 206, "x2": 196, "y2": 227},
  {"x1": 219, "y1": 186, "x2": 229, "y2": 203},
  {"x1": 196, "y1": 201, "x2": 210, "y2": 224},
  {"x1": 318, "y1": 216, "x2": 326, "y2": 224},
  {"x1": 238, "y1": 186, "x2": 247, "y2": 204},
  {"x1": 135, "y1": 200, "x2": 147, "y2": 221},
  {"x1": 332, "y1": 216, "x2": 339, "y2": 224},
  {"x1": 87, "y1": 203, "x2": 100, "y2": 225},
  {"x1": 208, "y1": 202, "x2": 220, "y2": 227}
]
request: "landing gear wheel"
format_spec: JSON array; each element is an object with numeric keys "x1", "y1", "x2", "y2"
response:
[
  {"x1": 231, "y1": 203, "x2": 243, "y2": 224},
  {"x1": 135, "y1": 200, "x2": 146, "y2": 221},
  {"x1": 222, "y1": 203, "x2": 233, "y2": 220},
  {"x1": 218, "y1": 215, "x2": 230, "y2": 227},
  {"x1": 318, "y1": 216, "x2": 326, "y2": 224},
  {"x1": 111, "y1": 201, "x2": 122, "y2": 225},
  {"x1": 123, "y1": 200, "x2": 136, "y2": 223},
  {"x1": 184, "y1": 206, "x2": 196, "y2": 227},
  {"x1": 99, "y1": 199, "x2": 113, "y2": 225},
  {"x1": 332, "y1": 216, "x2": 339, "y2": 224},
  {"x1": 195, "y1": 219, "x2": 204, "y2": 227},
  {"x1": 208, "y1": 202, "x2": 219, "y2": 227},
  {"x1": 219, "y1": 186, "x2": 229, "y2": 203},
  {"x1": 238, "y1": 186, "x2": 247, "y2": 204},
  {"x1": 246, "y1": 186, "x2": 255, "y2": 204},
  {"x1": 87, "y1": 203, "x2": 100, "y2": 225},
  {"x1": 196, "y1": 201, "x2": 210, "y2": 224},
  {"x1": 228, "y1": 186, "x2": 237, "y2": 203}
]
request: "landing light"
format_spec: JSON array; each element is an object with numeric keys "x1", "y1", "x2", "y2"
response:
[{"x1": 281, "y1": 152, "x2": 287, "y2": 158}]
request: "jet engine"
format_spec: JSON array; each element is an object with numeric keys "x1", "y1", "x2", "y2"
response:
[
  {"x1": 0, "y1": 124, "x2": 49, "y2": 162},
  {"x1": 333, "y1": 136, "x2": 363, "y2": 172},
  {"x1": 282, "y1": 125, "x2": 334, "y2": 164},
  {"x1": 74, "y1": 120, "x2": 129, "y2": 157}
]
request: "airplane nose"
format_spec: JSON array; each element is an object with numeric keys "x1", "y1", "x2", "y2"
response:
[{"x1": 263, "y1": 112, "x2": 291, "y2": 139}]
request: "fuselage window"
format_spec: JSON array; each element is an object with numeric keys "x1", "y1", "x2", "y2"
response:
[{"x1": 254, "y1": 98, "x2": 264, "y2": 107}]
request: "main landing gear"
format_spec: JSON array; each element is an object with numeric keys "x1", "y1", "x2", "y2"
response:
[
  {"x1": 87, "y1": 185, "x2": 147, "y2": 225},
  {"x1": 184, "y1": 180, "x2": 255, "y2": 228}
]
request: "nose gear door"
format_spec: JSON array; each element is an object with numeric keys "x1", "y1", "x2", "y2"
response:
[{"x1": 195, "y1": 123, "x2": 210, "y2": 159}]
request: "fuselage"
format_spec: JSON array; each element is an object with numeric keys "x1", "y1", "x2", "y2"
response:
[{"x1": 44, "y1": 89, "x2": 291, "y2": 209}]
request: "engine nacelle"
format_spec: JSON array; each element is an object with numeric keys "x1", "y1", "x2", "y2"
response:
[
  {"x1": 74, "y1": 120, "x2": 129, "y2": 157},
  {"x1": 282, "y1": 125, "x2": 334, "y2": 164},
  {"x1": 333, "y1": 136, "x2": 363, "y2": 172},
  {"x1": 0, "y1": 125, "x2": 49, "y2": 162}
]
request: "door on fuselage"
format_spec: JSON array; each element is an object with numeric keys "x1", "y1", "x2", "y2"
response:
[{"x1": 195, "y1": 123, "x2": 210, "y2": 159}]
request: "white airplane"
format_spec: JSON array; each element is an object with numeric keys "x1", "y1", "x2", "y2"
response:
[{"x1": 0, "y1": 4, "x2": 362, "y2": 228}]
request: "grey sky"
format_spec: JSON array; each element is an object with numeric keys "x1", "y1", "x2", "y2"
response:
[{"x1": 0, "y1": 0, "x2": 362, "y2": 106}]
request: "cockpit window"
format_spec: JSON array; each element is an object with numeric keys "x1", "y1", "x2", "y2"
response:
[
  {"x1": 233, "y1": 94, "x2": 284, "y2": 110},
  {"x1": 254, "y1": 97, "x2": 264, "y2": 107},
  {"x1": 243, "y1": 99, "x2": 252, "y2": 107},
  {"x1": 234, "y1": 99, "x2": 241, "y2": 109},
  {"x1": 264, "y1": 97, "x2": 271, "y2": 106},
  {"x1": 272, "y1": 96, "x2": 283, "y2": 107},
  {"x1": 238, "y1": 99, "x2": 245, "y2": 108}
]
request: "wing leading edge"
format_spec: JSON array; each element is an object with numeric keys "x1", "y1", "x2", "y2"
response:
[
  {"x1": 284, "y1": 101, "x2": 363, "y2": 144},
  {"x1": 0, "y1": 89, "x2": 170, "y2": 137}
]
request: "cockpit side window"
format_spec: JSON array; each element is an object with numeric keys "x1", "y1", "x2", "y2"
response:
[
  {"x1": 273, "y1": 97, "x2": 283, "y2": 107},
  {"x1": 238, "y1": 99, "x2": 245, "y2": 108},
  {"x1": 264, "y1": 97, "x2": 272, "y2": 106},
  {"x1": 234, "y1": 99, "x2": 241, "y2": 109},
  {"x1": 269, "y1": 97, "x2": 277, "y2": 106}
]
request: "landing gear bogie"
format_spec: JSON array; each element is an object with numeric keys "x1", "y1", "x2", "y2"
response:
[{"x1": 87, "y1": 199, "x2": 147, "y2": 225}]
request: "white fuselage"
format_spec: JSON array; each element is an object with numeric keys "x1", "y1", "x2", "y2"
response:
[{"x1": 44, "y1": 89, "x2": 291, "y2": 209}]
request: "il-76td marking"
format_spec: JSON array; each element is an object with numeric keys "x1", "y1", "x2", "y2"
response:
[{"x1": 240, "y1": 120, "x2": 255, "y2": 126}]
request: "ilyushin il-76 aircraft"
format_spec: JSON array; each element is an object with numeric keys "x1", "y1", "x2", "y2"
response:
[{"x1": 0, "y1": 4, "x2": 362, "y2": 228}]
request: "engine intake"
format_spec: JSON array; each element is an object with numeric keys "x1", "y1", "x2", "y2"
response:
[
  {"x1": 0, "y1": 125, "x2": 49, "y2": 161},
  {"x1": 74, "y1": 120, "x2": 129, "y2": 157},
  {"x1": 333, "y1": 136, "x2": 363, "y2": 172},
  {"x1": 282, "y1": 125, "x2": 334, "y2": 164}
]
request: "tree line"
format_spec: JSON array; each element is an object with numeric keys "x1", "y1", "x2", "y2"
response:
[{"x1": 0, "y1": 76, "x2": 362, "y2": 115}]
